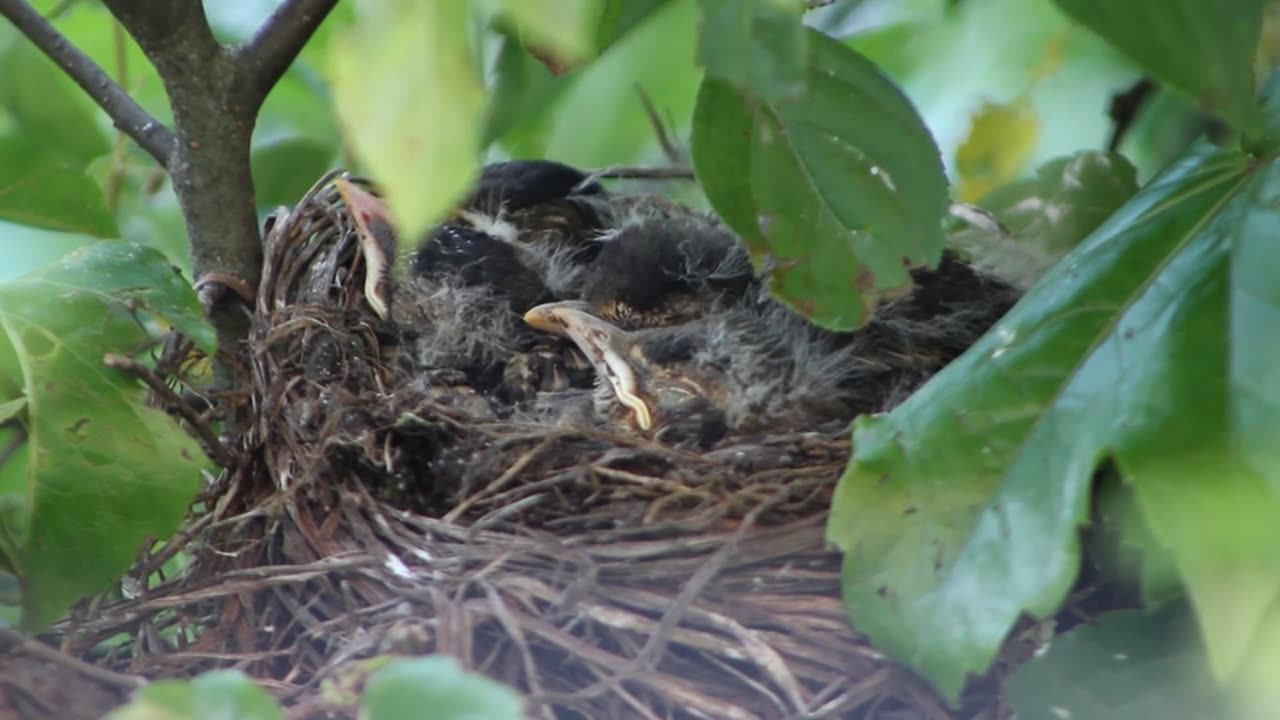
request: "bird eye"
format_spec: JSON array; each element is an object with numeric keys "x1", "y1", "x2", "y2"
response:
[
  {"x1": 653, "y1": 383, "x2": 698, "y2": 406},
  {"x1": 649, "y1": 384, "x2": 727, "y2": 448}
]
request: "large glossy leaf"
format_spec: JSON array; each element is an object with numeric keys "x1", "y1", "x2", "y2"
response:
[
  {"x1": 1008, "y1": 601, "x2": 1239, "y2": 720},
  {"x1": 329, "y1": 1, "x2": 483, "y2": 248},
  {"x1": 363, "y1": 656, "x2": 524, "y2": 720},
  {"x1": 0, "y1": 242, "x2": 213, "y2": 630},
  {"x1": 106, "y1": 670, "x2": 283, "y2": 720},
  {"x1": 1051, "y1": 0, "x2": 1265, "y2": 134},
  {"x1": 692, "y1": 29, "x2": 947, "y2": 330},
  {"x1": 0, "y1": 140, "x2": 118, "y2": 237},
  {"x1": 696, "y1": 0, "x2": 808, "y2": 101},
  {"x1": 827, "y1": 135, "x2": 1280, "y2": 699}
]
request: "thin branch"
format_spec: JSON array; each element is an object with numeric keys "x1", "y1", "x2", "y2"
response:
[
  {"x1": 235, "y1": 0, "x2": 338, "y2": 109},
  {"x1": 581, "y1": 166, "x2": 696, "y2": 187},
  {"x1": 635, "y1": 85, "x2": 685, "y2": 166},
  {"x1": 0, "y1": 628, "x2": 145, "y2": 691},
  {"x1": 100, "y1": 0, "x2": 220, "y2": 57},
  {"x1": 0, "y1": 0, "x2": 176, "y2": 166},
  {"x1": 103, "y1": 353, "x2": 235, "y2": 468}
]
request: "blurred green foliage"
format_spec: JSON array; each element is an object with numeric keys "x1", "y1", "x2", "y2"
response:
[
  {"x1": 0, "y1": 0, "x2": 1278, "y2": 715},
  {"x1": 104, "y1": 658, "x2": 525, "y2": 720}
]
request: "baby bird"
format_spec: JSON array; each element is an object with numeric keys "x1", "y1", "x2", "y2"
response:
[
  {"x1": 335, "y1": 159, "x2": 609, "y2": 321},
  {"x1": 334, "y1": 160, "x2": 614, "y2": 399},
  {"x1": 526, "y1": 236, "x2": 1020, "y2": 446},
  {"x1": 577, "y1": 210, "x2": 756, "y2": 330}
]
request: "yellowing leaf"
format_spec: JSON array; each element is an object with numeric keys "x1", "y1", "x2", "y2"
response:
[
  {"x1": 955, "y1": 98, "x2": 1041, "y2": 202},
  {"x1": 329, "y1": 1, "x2": 484, "y2": 248},
  {"x1": 497, "y1": 0, "x2": 607, "y2": 69}
]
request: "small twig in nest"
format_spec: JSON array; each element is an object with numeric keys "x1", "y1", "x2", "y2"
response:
[
  {"x1": 133, "y1": 511, "x2": 217, "y2": 581},
  {"x1": 0, "y1": 628, "x2": 144, "y2": 691},
  {"x1": 442, "y1": 438, "x2": 556, "y2": 523},
  {"x1": 537, "y1": 490, "x2": 788, "y2": 707},
  {"x1": 104, "y1": 353, "x2": 235, "y2": 467}
]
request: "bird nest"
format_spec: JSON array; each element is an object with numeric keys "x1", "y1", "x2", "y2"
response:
[{"x1": 31, "y1": 171, "x2": 1026, "y2": 720}]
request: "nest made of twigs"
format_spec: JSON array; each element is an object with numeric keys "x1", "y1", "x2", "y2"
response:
[{"x1": 23, "y1": 171, "x2": 1033, "y2": 720}]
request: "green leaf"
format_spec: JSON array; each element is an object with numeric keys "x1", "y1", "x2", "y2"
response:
[
  {"x1": 0, "y1": 142, "x2": 119, "y2": 237},
  {"x1": 950, "y1": 150, "x2": 1139, "y2": 286},
  {"x1": 692, "y1": 29, "x2": 947, "y2": 330},
  {"x1": 484, "y1": 1, "x2": 674, "y2": 150},
  {"x1": 483, "y1": 38, "x2": 574, "y2": 148},
  {"x1": 106, "y1": 670, "x2": 284, "y2": 720},
  {"x1": 1051, "y1": 0, "x2": 1265, "y2": 134},
  {"x1": 363, "y1": 656, "x2": 525, "y2": 720},
  {"x1": 0, "y1": 241, "x2": 213, "y2": 630},
  {"x1": 496, "y1": 0, "x2": 606, "y2": 68},
  {"x1": 0, "y1": 32, "x2": 110, "y2": 165},
  {"x1": 696, "y1": 0, "x2": 809, "y2": 101},
  {"x1": 0, "y1": 397, "x2": 24, "y2": 424},
  {"x1": 1008, "y1": 600, "x2": 1241, "y2": 720},
  {"x1": 329, "y1": 1, "x2": 484, "y2": 248},
  {"x1": 251, "y1": 135, "x2": 336, "y2": 209},
  {"x1": 528, "y1": 0, "x2": 702, "y2": 166},
  {"x1": 827, "y1": 138, "x2": 1280, "y2": 700}
]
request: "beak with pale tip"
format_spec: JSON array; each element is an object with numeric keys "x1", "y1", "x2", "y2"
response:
[
  {"x1": 523, "y1": 301, "x2": 654, "y2": 430},
  {"x1": 334, "y1": 177, "x2": 398, "y2": 320}
]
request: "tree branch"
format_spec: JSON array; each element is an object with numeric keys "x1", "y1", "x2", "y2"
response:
[
  {"x1": 6, "y1": 0, "x2": 338, "y2": 370},
  {"x1": 103, "y1": 0, "x2": 262, "y2": 369},
  {"x1": 235, "y1": 0, "x2": 338, "y2": 110},
  {"x1": 100, "y1": 0, "x2": 223, "y2": 79},
  {"x1": 0, "y1": 0, "x2": 176, "y2": 166}
]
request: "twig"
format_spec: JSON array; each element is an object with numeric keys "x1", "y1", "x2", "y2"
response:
[
  {"x1": 0, "y1": 0, "x2": 176, "y2": 165},
  {"x1": 635, "y1": 85, "x2": 684, "y2": 165},
  {"x1": 104, "y1": 19, "x2": 132, "y2": 211},
  {"x1": 0, "y1": 627, "x2": 145, "y2": 691},
  {"x1": 103, "y1": 353, "x2": 235, "y2": 468},
  {"x1": 574, "y1": 164, "x2": 695, "y2": 193},
  {"x1": 235, "y1": 0, "x2": 338, "y2": 109},
  {"x1": 589, "y1": 166, "x2": 696, "y2": 181}
]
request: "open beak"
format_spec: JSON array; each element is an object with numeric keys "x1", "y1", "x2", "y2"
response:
[
  {"x1": 335, "y1": 177, "x2": 396, "y2": 320},
  {"x1": 523, "y1": 301, "x2": 654, "y2": 430}
]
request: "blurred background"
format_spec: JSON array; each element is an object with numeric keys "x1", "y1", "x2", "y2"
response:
[{"x1": 0, "y1": 0, "x2": 1226, "y2": 281}]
